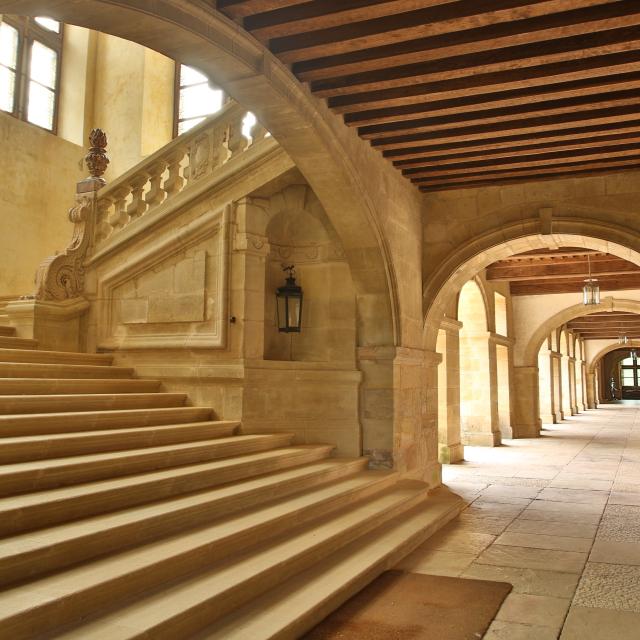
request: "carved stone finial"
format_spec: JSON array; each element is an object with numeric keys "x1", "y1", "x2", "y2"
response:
[{"x1": 85, "y1": 128, "x2": 109, "y2": 184}]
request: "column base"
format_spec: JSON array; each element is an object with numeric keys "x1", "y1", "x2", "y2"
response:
[
  {"x1": 438, "y1": 442, "x2": 464, "y2": 464},
  {"x1": 462, "y1": 431, "x2": 501, "y2": 447},
  {"x1": 510, "y1": 423, "x2": 541, "y2": 438},
  {"x1": 539, "y1": 413, "x2": 555, "y2": 425}
]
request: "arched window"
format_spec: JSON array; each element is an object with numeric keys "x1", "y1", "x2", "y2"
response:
[
  {"x1": 174, "y1": 64, "x2": 225, "y2": 136},
  {"x1": 0, "y1": 16, "x2": 62, "y2": 132}
]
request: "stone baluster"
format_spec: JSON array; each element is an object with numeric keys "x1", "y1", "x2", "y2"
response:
[
  {"x1": 224, "y1": 115, "x2": 247, "y2": 161},
  {"x1": 145, "y1": 160, "x2": 167, "y2": 207},
  {"x1": 250, "y1": 120, "x2": 268, "y2": 144},
  {"x1": 164, "y1": 148, "x2": 186, "y2": 197},
  {"x1": 95, "y1": 196, "x2": 113, "y2": 243},
  {"x1": 125, "y1": 175, "x2": 148, "y2": 219},
  {"x1": 109, "y1": 186, "x2": 131, "y2": 231}
]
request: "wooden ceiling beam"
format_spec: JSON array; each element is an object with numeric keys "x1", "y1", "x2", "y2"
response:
[
  {"x1": 394, "y1": 133, "x2": 640, "y2": 170},
  {"x1": 327, "y1": 49, "x2": 640, "y2": 113},
  {"x1": 294, "y1": 1, "x2": 640, "y2": 82},
  {"x1": 310, "y1": 27, "x2": 640, "y2": 98},
  {"x1": 374, "y1": 104, "x2": 640, "y2": 151},
  {"x1": 386, "y1": 121, "x2": 640, "y2": 160},
  {"x1": 359, "y1": 89, "x2": 640, "y2": 140},
  {"x1": 245, "y1": 1, "x2": 452, "y2": 41},
  {"x1": 269, "y1": 0, "x2": 616, "y2": 62},
  {"x1": 413, "y1": 155, "x2": 640, "y2": 186},
  {"x1": 344, "y1": 71, "x2": 640, "y2": 127},
  {"x1": 486, "y1": 263, "x2": 640, "y2": 281},
  {"x1": 418, "y1": 163, "x2": 640, "y2": 192},
  {"x1": 405, "y1": 144, "x2": 640, "y2": 179},
  {"x1": 216, "y1": 0, "x2": 304, "y2": 20}
]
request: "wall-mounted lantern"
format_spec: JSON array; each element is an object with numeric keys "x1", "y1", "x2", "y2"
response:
[{"x1": 276, "y1": 264, "x2": 303, "y2": 333}]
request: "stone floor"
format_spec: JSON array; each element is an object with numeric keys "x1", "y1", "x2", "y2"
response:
[{"x1": 396, "y1": 401, "x2": 640, "y2": 639}]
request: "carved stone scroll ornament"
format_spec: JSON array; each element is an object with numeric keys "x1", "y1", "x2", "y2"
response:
[
  {"x1": 33, "y1": 196, "x2": 95, "y2": 300},
  {"x1": 32, "y1": 129, "x2": 108, "y2": 301}
]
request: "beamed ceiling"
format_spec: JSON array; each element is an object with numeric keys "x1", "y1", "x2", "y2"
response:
[
  {"x1": 567, "y1": 312, "x2": 640, "y2": 339},
  {"x1": 486, "y1": 248, "x2": 640, "y2": 295},
  {"x1": 217, "y1": 0, "x2": 640, "y2": 191}
]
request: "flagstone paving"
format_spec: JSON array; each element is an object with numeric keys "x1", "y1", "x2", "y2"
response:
[{"x1": 397, "y1": 401, "x2": 640, "y2": 639}]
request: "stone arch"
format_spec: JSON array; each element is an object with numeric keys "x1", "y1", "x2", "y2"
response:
[
  {"x1": 523, "y1": 298, "x2": 640, "y2": 367},
  {"x1": 457, "y1": 279, "x2": 489, "y2": 332},
  {"x1": 4, "y1": 0, "x2": 402, "y2": 347},
  {"x1": 588, "y1": 343, "x2": 635, "y2": 374},
  {"x1": 423, "y1": 221, "x2": 640, "y2": 352}
]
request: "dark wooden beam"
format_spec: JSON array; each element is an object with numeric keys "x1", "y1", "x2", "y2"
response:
[
  {"x1": 245, "y1": 0, "x2": 452, "y2": 41},
  {"x1": 394, "y1": 133, "x2": 640, "y2": 170},
  {"x1": 344, "y1": 71, "x2": 640, "y2": 126},
  {"x1": 269, "y1": 0, "x2": 615, "y2": 63},
  {"x1": 328, "y1": 49, "x2": 640, "y2": 113},
  {"x1": 311, "y1": 26, "x2": 640, "y2": 98},
  {"x1": 359, "y1": 88, "x2": 640, "y2": 140},
  {"x1": 295, "y1": 1, "x2": 640, "y2": 81},
  {"x1": 216, "y1": 0, "x2": 304, "y2": 20}
]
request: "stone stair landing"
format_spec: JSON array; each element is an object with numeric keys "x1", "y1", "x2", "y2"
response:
[{"x1": 0, "y1": 327, "x2": 462, "y2": 639}]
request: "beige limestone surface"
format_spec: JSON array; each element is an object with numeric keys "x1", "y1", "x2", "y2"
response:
[{"x1": 415, "y1": 402, "x2": 640, "y2": 639}]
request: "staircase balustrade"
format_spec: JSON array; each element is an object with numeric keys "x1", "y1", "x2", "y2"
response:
[
  {"x1": 94, "y1": 102, "x2": 266, "y2": 247},
  {"x1": 30, "y1": 103, "x2": 267, "y2": 303}
]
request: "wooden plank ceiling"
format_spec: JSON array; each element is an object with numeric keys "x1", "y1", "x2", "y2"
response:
[
  {"x1": 486, "y1": 248, "x2": 640, "y2": 295},
  {"x1": 216, "y1": 0, "x2": 640, "y2": 191},
  {"x1": 567, "y1": 312, "x2": 640, "y2": 339}
]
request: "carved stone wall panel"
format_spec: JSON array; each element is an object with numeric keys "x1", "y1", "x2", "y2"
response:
[{"x1": 97, "y1": 206, "x2": 228, "y2": 350}]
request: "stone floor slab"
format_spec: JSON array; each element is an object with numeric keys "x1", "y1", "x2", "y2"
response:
[
  {"x1": 462, "y1": 563, "x2": 580, "y2": 598},
  {"x1": 484, "y1": 620, "x2": 559, "y2": 640},
  {"x1": 573, "y1": 562, "x2": 640, "y2": 612},
  {"x1": 506, "y1": 518, "x2": 598, "y2": 539},
  {"x1": 560, "y1": 606, "x2": 640, "y2": 639},
  {"x1": 495, "y1": 593, "x2": 570, "y2": 630},
  {"x1": 475, "y1": 545, "x2": 587, "y2": 573},
  {"x1": 495, "y1": 531, "x2": 592, "y2": 552}
]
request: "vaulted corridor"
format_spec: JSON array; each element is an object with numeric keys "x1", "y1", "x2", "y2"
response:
[{"x1": 398, "y1": 404, "x2": 640, "y2": 639}]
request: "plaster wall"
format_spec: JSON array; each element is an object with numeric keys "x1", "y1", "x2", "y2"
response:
[{"x1": 0, "y1": 111, "x2": 84, "y2": 296}]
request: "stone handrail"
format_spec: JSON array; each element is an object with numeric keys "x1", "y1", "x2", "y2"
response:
[{"x1": 94, "y1": 101, "x2": 267, "y2": 247}]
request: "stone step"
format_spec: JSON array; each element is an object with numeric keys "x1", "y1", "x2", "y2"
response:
[
  {"x1": 0, "y1": 362, "x2": 134, "y2": 379},
  {"x1": 0, "y1": 336, "x2": 37, "y2": 350},
  {"x1": 198, "y1": 488, "x2": 463, "y2": 640},
  {"x1": 0, "y1": 420, "x2": 239, "y2": 463},
  {"x1": 0, "y1": 392, "x2": 187, "y2": 415},
  {"x1": 0, "y1": 348, "x2": 112, "y2": 366},
  {"x1": 0, "y1": 445, "x2": 340, "y2": 536},
  {"x1": 0, "y1": 378, "x2": 162, "y2": 395},
  {"x1": 0, "y1": 476, "x2": 411, "y2": 639},
  {"x1": 0, "y1": 466, "x2": 386, "y2": 589},
  {"x1": 0, "y1": 433, "x2": 294, "y2": 496},
  {"x1": 0, "y1": 406, "x2": 213, "y2": 436}
]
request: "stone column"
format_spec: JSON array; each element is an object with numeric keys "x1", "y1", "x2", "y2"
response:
[
  {"x1": 586, "y1": 371, "x2": 598, "y2": 409},
  {"x1": 232, "y1": 198, "x2": 270, "y2": 360},
  {"x1": 438, "y1": 317, "x2": 463, "y2": 464},
  {"x1": 492, "y1": 333, "x2": 513, "y2": 439},
  {"x1": 569, "y1": 357, "x2": 579, "y2": 415},
  {"x1": 550, "y1": 352, "x2": 562, "y2": 422},
  {"x1": 561, "y1": 355, "x2": 572, "y2": 418},
  {"x1": 511, "y1": 366, "x2": 541, "y2": 438},
  {"x1": 460, "y1": 330, "x2": 501, "y2": 446},
  {"x1": 538, "y1": 349, "x2": 555, "y2": 425},
  {"x1": 579, "y1": 361, "x2": 588, "y2": 411}
]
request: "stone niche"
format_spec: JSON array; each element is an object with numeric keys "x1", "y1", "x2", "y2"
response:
[
  {"x1": 240, "y1": 180, "x2": 362, "y2": 456},
  {"x1": 262, "y1": 184, "x2": 357, "y2": 365},
  {"x1": 97, "y1": 206, "x2": 227, "y2": 350}
]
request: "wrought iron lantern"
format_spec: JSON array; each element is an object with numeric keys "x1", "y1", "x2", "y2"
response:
[
  {"x1": 276, "y1": 264, "x2": 303, "y2": 333},
  {"x1": 582, "y1": 254, "x2": 600, "y2": 306}
]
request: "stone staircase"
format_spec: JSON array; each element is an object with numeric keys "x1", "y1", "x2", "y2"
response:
[{"x1": 0, "y1": 326, "x2": 462, "y2": 639}]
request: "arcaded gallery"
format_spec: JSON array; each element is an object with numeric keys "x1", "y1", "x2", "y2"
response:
[{"x1": 0, "y1": 2, "x2": 639, "y2": 638}]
